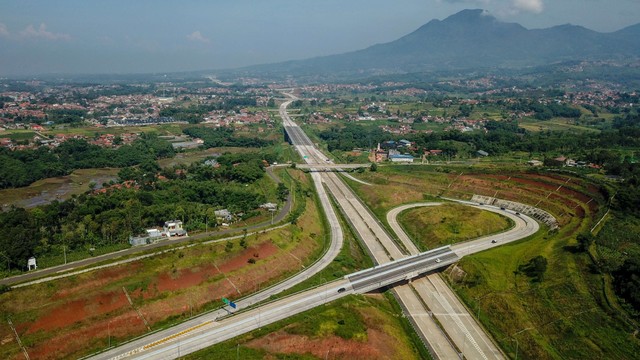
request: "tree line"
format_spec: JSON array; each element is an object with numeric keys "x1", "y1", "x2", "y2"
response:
[
  {"x1": 0, "y1": 134, "x2": 175, "y2": 189},
  {"x1": 0, "y1": 152, "x2": 274, "y2": 271},
  {"x1": 182, "y1": 126, "x2": 273, "y2": 148}
]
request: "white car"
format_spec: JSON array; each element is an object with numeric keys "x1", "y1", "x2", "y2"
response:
[{"x1": 435, "y1": 258, "x2": 442, "y2": 263}]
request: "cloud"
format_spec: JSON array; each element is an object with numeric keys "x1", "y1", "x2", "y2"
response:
[
  {"x1": 513, "y1": 0, "x2": 544, "y2": 13},
  {"x1": 0, "y1": 23, "x2": 9, "y2": 38},
  {"x1": 439, "y1": 0, "x2": 490, "y2": 4},
  {"x1": 436, "y1": 0, "x2": 545, "y2": 15},
  {"x1": 186, "y1": 31, "x2": 210, "y2": 43},
  {"x1": 20, "y1": 23, "x2": 71, "y2": 40}
]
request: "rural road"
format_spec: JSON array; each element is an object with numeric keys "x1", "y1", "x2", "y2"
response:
[{"x1": 1, "y1": 166, "x2": 292, "y2": 287}]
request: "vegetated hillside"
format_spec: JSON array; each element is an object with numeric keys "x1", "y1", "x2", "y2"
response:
[{"x1": 237, "y1": 9, "x2": 640, "y2": 78}]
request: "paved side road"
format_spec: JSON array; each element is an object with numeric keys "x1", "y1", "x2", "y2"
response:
[{"x1": 1, "y1": 166, "x2": 292, "y2": 287}]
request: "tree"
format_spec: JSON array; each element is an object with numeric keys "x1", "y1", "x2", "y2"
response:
[
  {"x1": 576, "y1": 232, "x2": 595, "y2": 252},
  {"x1": 277, "y1": 183, "x2": 289, "y2": 202},
  {"x1": 518, "y1": 255, "x2": 548, "y2": 282},
  {"x1": 370, "y1": 163, "x2": 378, "y2": 172},
  {"x1": 225, "y1": 241, "x2": 234, "y2": 253},
  {"x1": 613, "y1": 257, "x2": 640, "y2": 311},
  {"x1": 174, "y1": 205, "x2": 186, "y2": 223}
]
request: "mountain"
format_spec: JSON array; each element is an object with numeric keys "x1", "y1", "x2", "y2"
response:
[{"x1": 238, "y1": 9, "x2": 640, "y2": 78}]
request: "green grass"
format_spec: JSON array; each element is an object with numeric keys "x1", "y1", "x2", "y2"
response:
[
  {"x1": 40, "y1": 124, "x2": 186, "y2": 137},
  {"x1": 595, "y1": 213, "x2": 640, "y2": 270},
  {"x1": 3, "y1": 130, "x2": 37, "y2": 140},
  {"x1": 519, "y1": 117, "x2": 601, "y2": 133},
  {"x1": 450, "y1": 220, "x2": 640, "y2": 359},
  {"x1": 34, "y1": 243, "x2": 130, "y2": 270},
  {"x1": 398, "y1": 203, "x2": 513, "y2": 250}
]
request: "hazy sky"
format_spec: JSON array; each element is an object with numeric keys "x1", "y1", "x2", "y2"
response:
[{"x1": 1, "y1": 0, "x2": 639, "y2": 76}]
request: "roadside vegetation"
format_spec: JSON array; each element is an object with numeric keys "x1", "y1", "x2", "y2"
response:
[
  {"x1": 182, "y1": 294, "x2": 423, "y2": 360},
  {"x1": 0, "y1": 151, "x2": 281, "y2": 274},
  {"x1": 346, "y1": 165, "x2": 640, "y2": 359},
  {"x1": 0, "y1": 169, "x2": 322, "y2": 359}
]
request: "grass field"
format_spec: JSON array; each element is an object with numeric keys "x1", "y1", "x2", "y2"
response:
[
  {"x1": 594, "y1": 213, "x2": 640, "y2": 272},
  {"x1": 398, "y1": 203, "x2": 512, "y2": 250},
  {"x1": 0, "y1": 167, "x2": 119, "y2": 209},
  {"x1": 344, "y1": 165, "x2": 640, "y2": 359},
  {"x1": 519, "y1": 117, "x2": 601, "y2": 133}
]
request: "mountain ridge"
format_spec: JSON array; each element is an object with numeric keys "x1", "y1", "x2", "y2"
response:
[{"x1": 237, "y1": 9, "x2": 640, "y2": 77}]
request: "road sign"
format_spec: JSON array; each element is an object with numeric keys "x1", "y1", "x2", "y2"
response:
[
  {"x1": 303, "y1": 155, "x2": 308, "y2": 159},
  {"x1": 229, "y1": 301, "x2": 237, "y2": 309},
  {"x1": 222, "y1": 297, "x2": 230, "y2": 305}
]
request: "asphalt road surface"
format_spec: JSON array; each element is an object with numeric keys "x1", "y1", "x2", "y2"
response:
[
  {"x1": 92, "y1": 246, "x2": 456, "y2": 360},
  {"x1": 88, "y1": 92, "x2": 542, "y2": 360}
]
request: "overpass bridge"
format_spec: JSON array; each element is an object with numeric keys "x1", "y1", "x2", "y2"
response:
[
  {"x1": 90, "y1": 246, "x2": 459, "y2": 360},
  {"x1": 295, "y1": 163, "x2": 370, "y2": 170},
  {"x1": 346, "y1": 246, "x2": 458, "y2": 293}
]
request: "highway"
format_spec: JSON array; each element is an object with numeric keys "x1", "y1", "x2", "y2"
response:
[
  {"x1": 295, "y1": 163, "x2": 370, "y2": 170},
  {"x1": 386, "y1": 200, "x2": 540, "y2": 258},
  {"x1": 281, "y1": 94, "x2": 500, "y2": 359},
  {"x1": 92, "y1": 244, "x2": 459, "y2": 360},
  {"x1": 90, "y1": 244, "x2": 456, "y2": 360},
  {"x1": 90, "y1": 92, "x2": 541, "y2": 360}
]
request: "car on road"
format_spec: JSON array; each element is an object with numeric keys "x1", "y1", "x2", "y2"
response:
[
  {"x1": 491, "y1": 239, "x2": 497, "y2": 243},
  {"x1": 435, "y1": 258, "x2": 442, "y2": 263},
  {"x1": 337, "y1": 287, "x2": 346, "y2": 293},
  {"x1": 515, "y1": 212, "x2": 520, "y2": 216},
  {"x1": 500, "y1": 207, "x2": 506, "y2": 210}
]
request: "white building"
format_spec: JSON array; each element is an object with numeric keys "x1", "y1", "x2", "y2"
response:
[
  {"x1": 389, "y1": 154, "x2": 414, "y2": 163},
  {"x1": 163, "y1": 220, "x2": 187, "y2": 237},
  {"x1": 27, "y1": 257, "x2": 37, "y2": 271}
]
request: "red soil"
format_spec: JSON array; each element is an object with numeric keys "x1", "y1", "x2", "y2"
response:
[
  {"x1": 154, "y1": 242, "x2": 279, "y2": 292},
  {"x1": 52, "y1": 262, "x2": 142, "y2": 300},
  {"x1": 16, "y1": 236, "x2": 317, "y2": 359},
  {"x1": 27, "y1": 290, "x2": 127, "y2": 334},
  {"x1": 155, "y1": 264, "x2": 219, "y2": 292},
  {"x1": 247, "y1": 329, "x2": 398, "y2": 360},
  {"x1": 218, "y1": 242, "x2": 279, "y2": 273},
  {"x1": 27, "y1": 312, "x2": 145, "y2": 360}
]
